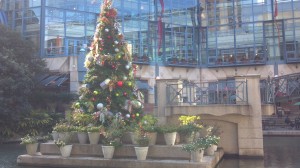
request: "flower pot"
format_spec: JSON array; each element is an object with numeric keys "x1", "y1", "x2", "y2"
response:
[
  {"x1": 88, "y1": 132, "x2": 100, "y2": 144},
  {"x1": 134, "y1": 146, "x2": 149, "y2": 160},
  {"x1": 102, "y1": 145, "x2": 115, "y2": 159},
  {"x1": 147, "y1": 132, "x2": 157, "y2": 145},
  {"x1": 182, "y1": 132, "x2": 196, "y2": 143},
  {"x1": 211, "y1": 144, "x2": 218, "y2": 151},
  {"x1": 129, "y1": 132, "x2": 138, "y2": 145},
  {"x1": 164, "y1": 132, "x2": 177, "y2": 146},
  {"x1": 58, "y1": 132, "x2": 71, "y2": 143},
  {"x1": 77, "y1": 132, "x2": 88, "y2": 144},
  {"x1": 52, "y1": 131, "x2": 59, "y2": 141},
  {"x1": 205, "y1": 145, "x2": 215, "y2": 156},
  {"x1": 70, "y1": 131, "x2": 79, "y2": 143},
  {"x1": 26, "y1": 143, "x2": 38, "y2": 155},
  {"x1": 191, "y1": 149, "x2": 204, "y2": 162},
  {"x1": 59, "y1": 145, "x2": 73, "y2": 157}
]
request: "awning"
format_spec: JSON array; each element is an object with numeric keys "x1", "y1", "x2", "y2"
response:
[
  {"x1": 45, "y1": 57, "x2": 68, "y2": 72},
  {"x1": 136, "y1": 81, "x2": 152, "y2": 90},
  {"x1": 39, "y1": 74, "x2": 69, "y2": 87}
]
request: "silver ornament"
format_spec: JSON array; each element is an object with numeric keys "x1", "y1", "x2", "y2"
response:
[{"x1": 97, "y1": 103, "x2": 104, "y2": 110}]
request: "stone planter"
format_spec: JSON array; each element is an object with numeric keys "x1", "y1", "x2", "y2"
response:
[
  {"x1": 59, "y1": 145, "x2": 73, "y2": 157},
  {"x1": 26, "y1": 143, "x2": 38, "y2": 155},
  {"x1": 102, "y1": 145, "x2": 115, "y2": 159},
  {"x1": 134, "y1": 146, "x2": 149, "y2": 160},
  {"x1": 88, "y1": 132, "x2": 100, "y2": 144},
  {"x1": 77, "y1": 132, "x2": 88, "y2": 144},
  {"x1": 191, "y1": 150, "x2": 204, "y2": 162},
  {"x1": 205, "y1": 145, "x2": 215, "y2": 156},
  {"x1": 52, "y1": 131, "x2": 59, "y2": 141},
  {"x1": 164, "y1": 132, "x2": 177, "y2": 146}
]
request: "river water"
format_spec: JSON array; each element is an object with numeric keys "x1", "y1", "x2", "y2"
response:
[{"x1": 1, "y1": 136, "x2": 300, "y2": 168}]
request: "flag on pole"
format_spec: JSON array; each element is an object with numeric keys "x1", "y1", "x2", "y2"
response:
[{"x1": 274, "y1": 0, "x2": 278, "y2": 17}]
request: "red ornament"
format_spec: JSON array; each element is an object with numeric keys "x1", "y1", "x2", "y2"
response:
[
  {"x1": 112, "y1": 65, "x2": 116, "y2": 69},
  {"x1": 123, "y1": 92, "x2": 127, "y2": 96},
  {"x1": 91, "y1": 97, "x2": 96, "y2": 102},
  {"x1": 117, "y1": 81, "x2": 123, "y2": 87},
  {"x1": 131, "y1": 114, "x2": 136, "y2": 118}
]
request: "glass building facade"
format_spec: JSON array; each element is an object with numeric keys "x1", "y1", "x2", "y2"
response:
[{"x1": 1, "y1": 0, "x2": 300, "y2": 73}]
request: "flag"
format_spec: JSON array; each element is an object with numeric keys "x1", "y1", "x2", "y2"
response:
[{"x1": 274, "y1": 0, "x2": 278, "y2": 17}]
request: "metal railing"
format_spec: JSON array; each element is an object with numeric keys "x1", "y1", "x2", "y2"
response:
[
  {"x1": 261, "y1": 73, "x2": 300, "y2": 103},
  {"x1": 166, "y1": 80, "x2": 248, "y2": 105}
]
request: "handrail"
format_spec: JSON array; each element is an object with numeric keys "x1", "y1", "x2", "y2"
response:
[
  {"x1": 166, "y1": 80, "x2": 248, "y2": 105},
  {"x1": 261, "y1": 73, "x2": 300, "y2": 103}
]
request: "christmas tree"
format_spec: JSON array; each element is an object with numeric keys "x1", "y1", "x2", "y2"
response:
[{"x1": 73, "y1": 0, "x2": 143, "y2": 126}]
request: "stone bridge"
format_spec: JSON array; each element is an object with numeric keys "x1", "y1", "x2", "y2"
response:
[{"x1": 154, "y1": 75, "x2": 271, "y2": 157}]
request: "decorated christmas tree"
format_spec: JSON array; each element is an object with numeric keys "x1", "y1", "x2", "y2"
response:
[{"x1": 73, "y1": 0, "x2": 143, "y2": 126}]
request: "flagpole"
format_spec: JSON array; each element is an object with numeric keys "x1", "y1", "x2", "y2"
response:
[{"x1": 273, "y1": 0, "x2": 280, "y2": 76}]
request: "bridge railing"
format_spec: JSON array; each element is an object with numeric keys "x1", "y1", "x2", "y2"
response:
[
  {"x1": 261, "y1": 73, "x2": 300, "y2": 103},
  {"x1": 166, "y1": 80, "x2": 248, "y2": 105}
]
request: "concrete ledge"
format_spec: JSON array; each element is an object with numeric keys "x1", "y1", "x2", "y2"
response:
[
  {"x1": 40, "y1": 143, "x2": 191, "y2": 159},
  {"x1": 263, "y1": 130, "x2": 300, "y2": 136},
  {"x1": 17, "y1": 149, "x2": 224, "y2": 168}
]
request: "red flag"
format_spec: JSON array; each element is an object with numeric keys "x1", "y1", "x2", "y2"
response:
[{"x1": 274, "y1": 0, "x2": 278, "y2": 17}]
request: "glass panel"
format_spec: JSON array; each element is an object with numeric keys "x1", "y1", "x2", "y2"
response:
[
  {"x1": 46, "y1": 0, "x2": 86, "y2": 11},
  {"x1": 45, "y1": 8, "x2": 65, "y2": 56},
  {"x1": 24, "y1": 0, "x2": 41, "y2": 7},
  {"x1": 66, "y1": 11, "x2": 84, "y2": 37}
]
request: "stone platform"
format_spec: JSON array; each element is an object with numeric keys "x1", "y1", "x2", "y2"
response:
[{"x1": 17, "y1": 143, "x2": 224, "y2": 168}]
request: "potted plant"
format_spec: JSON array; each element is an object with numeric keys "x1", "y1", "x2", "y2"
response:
[
  {"x1": 87, "y1": 126, "x2": 103, "y2": 144},
  {"x1": 140, "y1": 114, "x2": 158, "y2": 145},
  {"x1": 182, "y1": 137, "x2": 207, "y2": 162},
  {"x1": 101, "y1": 128, "x2": 123, "y2": 159},
  {"x1": 101, "y1": 117, "x2": 125, "y2": 159},
  {"x1": 158, "y1": 124, "x2": 178, "y2": 146},
  {"x1": 126, "y1": 122, "x2": 139, "y2": 145},
  {"x1": 205, "y1": 135, "x2": 220, "y2": 155},
  {"x1": 53, "y1": 122, "x2": 73, "y2": 143},
  {"x1": 76, "y1": 126, "x2": 88, "y2": 144},
  {"x1": 199, "y1": 124, "x2": 213, "y2": 138},
  {"x1": 20, "y1": 134, "x2": 38, "y2": 155},
  {"x1": 178, "y1": 115, "x2": 202, "y2": 143},
  {"x1": 52, "y1": 127, "x2": 59, "y2": 141},
  {"x1": 54, "y1": 139, "x2": 73, "y2": 157},
  {"x1": 134, "y1": 132, "x2": 150, "y2": 160},
  {"x1": 72, "y1": 111, "x2": 93, "y2": 126}
]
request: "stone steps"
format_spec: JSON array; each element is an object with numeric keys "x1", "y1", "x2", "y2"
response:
[{"x1": 17, "y1": 143, "x2": 224, "y2": 168}]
